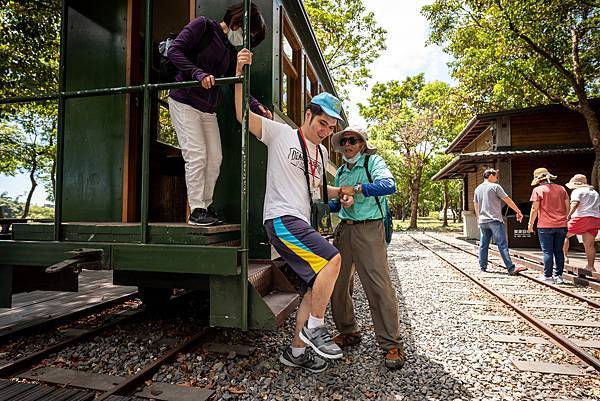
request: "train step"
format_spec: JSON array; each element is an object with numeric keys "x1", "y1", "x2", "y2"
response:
[{"x1": 209, "y1": 260, "x2": 300, "y2": 330}]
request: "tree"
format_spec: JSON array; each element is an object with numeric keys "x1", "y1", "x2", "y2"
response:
[
  {"x1": 364, "y1": 76, "x2": 464, "y2": 229},
  {"x1": 1, "y1": 0, "x2": 60, "y2": 206},
  {"x1": 3, "y1": 108, "x2": 56, "y2": 217},
  {"x1": 304, "y1": 0, "x2": 387, "y2": 96},
  {"x1": 423, "y1": 0, "x2": 600, "y2": 186}
]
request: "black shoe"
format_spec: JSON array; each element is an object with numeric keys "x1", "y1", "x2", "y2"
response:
[
  {"x1": 189, "y1": 208, "x2": 219, "y2": 226},
  {"x1": 279, "y1": 347, "x2": 328, "y2": 373},
  {"x1": 206, "y1": 205, "x2": 225, "y2": 225}
]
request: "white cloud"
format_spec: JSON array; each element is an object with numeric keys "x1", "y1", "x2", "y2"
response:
[{"x1": 344, "y1": 0, "x2": 455, "y2": 126}]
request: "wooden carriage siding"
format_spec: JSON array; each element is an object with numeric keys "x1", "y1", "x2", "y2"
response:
[{"x1": 433, "y1": 99, "x2": 599, "y2": 240}]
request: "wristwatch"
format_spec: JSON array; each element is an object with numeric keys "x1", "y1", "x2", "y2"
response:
[{"x1": 354, "y1": 184, "x2": 361, "y2": 194}]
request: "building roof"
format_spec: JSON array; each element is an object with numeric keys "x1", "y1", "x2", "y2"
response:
[
  {"x1": 445, "y1": 99, "x2": 600, "y2": 154},
  {"x1": 432, "y1": 147, "x2": 594, "y2": 181}
]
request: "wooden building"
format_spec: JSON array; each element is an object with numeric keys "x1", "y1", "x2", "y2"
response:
[{"x1": 433, "y1": 101, "x2": 598, "y2": 240}]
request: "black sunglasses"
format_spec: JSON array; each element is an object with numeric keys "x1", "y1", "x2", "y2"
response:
[{"x1": 340, "y1": 137, "x2": 362, "y2": 146}]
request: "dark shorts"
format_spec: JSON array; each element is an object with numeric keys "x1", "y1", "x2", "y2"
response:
[{"x1": 264, "y1": 215, "x2": 339, "y2": 287}]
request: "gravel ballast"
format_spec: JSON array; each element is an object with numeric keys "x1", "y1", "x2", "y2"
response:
[{"x1": 155, "y1": 232, "x2": 600, "y2": 400}]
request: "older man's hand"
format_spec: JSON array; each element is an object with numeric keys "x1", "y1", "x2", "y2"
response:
[
  {"x1": 339, "y1": 186, "x2": 355, "y2": 197},
  {"x1": 340, "y1": 194, "x2": 354, "y2": 208}
]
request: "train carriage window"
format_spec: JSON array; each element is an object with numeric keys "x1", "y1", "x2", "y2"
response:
[
  {"x1": 280, "y1": 13, "x2": 302, "y2": 125},
  {"x1": 304, "y1": 57, "x2": 318, "y2": 107}
]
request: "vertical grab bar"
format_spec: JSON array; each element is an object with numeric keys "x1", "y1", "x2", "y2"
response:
[
  {"x1": 54, "y1": 0, "x2": 69, "y2": 241},
  {"x1": 140, "y1": 0, "x2": 153, "y2": 243},
  {"x1": 240, "y1": 0, "x2": 251, "y2": 331}
]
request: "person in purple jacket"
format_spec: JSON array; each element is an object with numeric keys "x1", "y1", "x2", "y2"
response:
[{"x1": 168, "y1": 2, "x2": 272, "y2": 226}]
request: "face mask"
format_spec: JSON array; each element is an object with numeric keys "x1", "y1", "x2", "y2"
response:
[
  {"x1": 227, "y1": 28, "x2": 244, "y2": 47},
  {"x1": 343, "y1": 152, "x2": 362, "y2": 164}
]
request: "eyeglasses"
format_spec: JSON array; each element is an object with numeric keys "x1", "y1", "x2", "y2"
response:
[{"x1": 340, "y1": 137, "x2": 362, "y2": 146}]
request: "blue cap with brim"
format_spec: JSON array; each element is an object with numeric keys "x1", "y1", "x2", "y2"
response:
[{"x1": 309, "y1": 92, "x2": 343, "y2": 121}]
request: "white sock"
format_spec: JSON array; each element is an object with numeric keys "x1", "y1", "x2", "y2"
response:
[
  {"x1": 307, "y1": 314, "x2": 325, "y2": 329},
  {"x1": 291, "y1": 346, "x2": 306, "y2": 357}
]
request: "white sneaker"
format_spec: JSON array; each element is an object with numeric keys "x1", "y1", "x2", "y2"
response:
[
  {"x1": 537, "y1": 275, "x2": 554, "y2": 283},
  {"x1": 553, "y1": 275, "x2": 565, "y2": 284}
]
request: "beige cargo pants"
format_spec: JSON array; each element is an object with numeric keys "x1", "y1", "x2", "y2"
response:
[{"x1": 331, "y1": 220, "x2": 403, "y2": 350}]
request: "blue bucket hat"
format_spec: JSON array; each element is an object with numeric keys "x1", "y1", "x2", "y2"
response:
[{"x1": 309, "y1": 92, "x2": 343, "y2": 121}]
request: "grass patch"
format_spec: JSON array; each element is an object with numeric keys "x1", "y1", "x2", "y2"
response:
[{"x1": 394, "y1": 215, "x2": 462, "y2": 232}]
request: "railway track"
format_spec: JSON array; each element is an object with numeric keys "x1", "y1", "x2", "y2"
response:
[
  {"x1": 0, "y1": 292, "x2": 139, "y2": 344},
  {"x1": 0, "y1": 292, "x2": 218, "y2": 400},
  {"x1": 409, "y1": 233, "x2": 600, "y2": 375},
  {"x1": 424, "y1": 233, "x2": 600, "y2": 306}
]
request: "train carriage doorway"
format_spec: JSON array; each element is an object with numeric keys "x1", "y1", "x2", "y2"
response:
[{"x1": 123, "y1": 0, "x2": 194, "y2": 223}]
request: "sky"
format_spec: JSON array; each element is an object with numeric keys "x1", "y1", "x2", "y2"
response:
[
  {"x1": 0, "y1": 0, "x2": 453, "y2": 206},
  {"x1": 345, "y1": 0, "x2": 454, "y2": 125}
]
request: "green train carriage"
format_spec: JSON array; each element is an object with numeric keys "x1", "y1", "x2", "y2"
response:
[{"x1": 0, "y1": 0, "x2": 346, "y2": 330}]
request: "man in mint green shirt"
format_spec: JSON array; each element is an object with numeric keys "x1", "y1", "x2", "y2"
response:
[{"x1": 328, "y1": 126, "x2": 405, "y2": 370}]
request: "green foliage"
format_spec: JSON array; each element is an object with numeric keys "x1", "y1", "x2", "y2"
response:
[
  {"x1": 0, "y1": 192, "x2": 54, "y2": 219},
  {"x1": 422, "y1": 0, "x2": 600, "y2": 111},
  {"x1": 1, "y1": 0, "x2": 60, "y2": 210},
  {"x1": 361, "y1": 76, "x2": 468, "y2": 226},
  {"x1": 304, "y1": 0, "x2": 387, "y2": 96},
  {"x1": 0, "y1": 0, "x2": 60, "y2": 100}
]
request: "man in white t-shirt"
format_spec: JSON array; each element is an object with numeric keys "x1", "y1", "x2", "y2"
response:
[{"x1": 235, "y1": 49, "x2": 352, "y2": 372}]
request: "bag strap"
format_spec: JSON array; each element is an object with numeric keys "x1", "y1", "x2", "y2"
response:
[
  {"x1": 297, "y1": 130, "x2": 313, "y2": 206},
  {"x1": 318, "y1": 145, "x2": 329, "y2": 204},
  {"x1": 363, "y1": 154, "x2": 384, "y2": 220}
]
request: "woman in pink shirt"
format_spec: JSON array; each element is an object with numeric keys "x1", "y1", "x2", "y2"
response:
[{"x1": 527, "y1": 168, "x2": 569, "y2": 284}]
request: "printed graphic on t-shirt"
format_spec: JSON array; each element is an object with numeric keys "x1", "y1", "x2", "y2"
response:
[{"x1": 287, "y1": 147, "x2": 324, "y2": 178}]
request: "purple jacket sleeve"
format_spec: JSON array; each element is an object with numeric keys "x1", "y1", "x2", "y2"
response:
[
  {"x1": 168, "y1": 17, "x2": 210, "y2": 82},
  {"x1": 249, "y1": 96, "x2": 264, "y2": 115}
]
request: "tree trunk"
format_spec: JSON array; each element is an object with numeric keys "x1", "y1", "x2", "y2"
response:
[
  {"x1": 409, "y1": 165, "x2": 423, "y2": 229},
  {"x1": 579, "y1": 104, "x2": 600, "y2": 189},
  {"x1": 442, "y1": 181, "x2": 449, "y2": 227},
  {"x1": 22, "y1": 164, "x2": 38, "y2": 218}
]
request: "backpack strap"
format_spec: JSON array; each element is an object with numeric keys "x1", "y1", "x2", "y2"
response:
[{"x1": 363, "y1": 154, "x2": 384, "y2": 219}]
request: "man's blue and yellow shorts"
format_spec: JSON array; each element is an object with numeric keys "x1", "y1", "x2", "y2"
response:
[{"x1": 264, "y1": 215, "x2": 339, "y2": 286}]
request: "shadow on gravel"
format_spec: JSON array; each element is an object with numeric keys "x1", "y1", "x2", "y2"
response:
[{"x1": 198, "y1": 236, "x2": 474, "y2": 401}]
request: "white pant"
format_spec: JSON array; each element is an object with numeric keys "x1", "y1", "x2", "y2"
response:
[{"x1": 168, "y1": 97, "x2": 222, "y2": 210}]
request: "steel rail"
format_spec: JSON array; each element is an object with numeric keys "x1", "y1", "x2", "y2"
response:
[
  {"x1": 94, "y1": 327, "x2": 215, "y2": 401},
  {"x1": 424, "y1": 233, "x2": 600, "y2": 309},
  {"x1": 410, "y1": 234, "x2": 600, "y2": 372},
  {"x1": 0, "y1": 292, "x2": 138, "y2": 344},
  {"x1": 0, "y1": 309, "x2": 142, "y2": 378}
]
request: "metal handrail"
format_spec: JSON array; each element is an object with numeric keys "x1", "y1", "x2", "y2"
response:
[{"x1": 0, "y1": 78, "x2": 243, "y2": 105}]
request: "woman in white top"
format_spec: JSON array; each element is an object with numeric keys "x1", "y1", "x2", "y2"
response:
[{"x1": 563, "y1": 174, "x2": 600, "y2": 272}]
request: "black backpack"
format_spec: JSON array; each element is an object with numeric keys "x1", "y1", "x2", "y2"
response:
[{"x1": 158, "y1": 22, "x2": 214, "y2": 83}]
